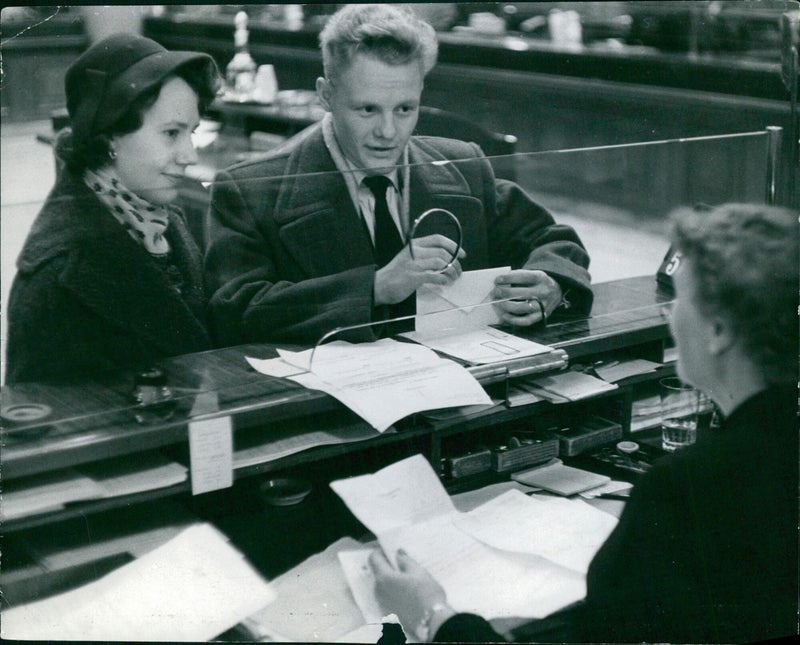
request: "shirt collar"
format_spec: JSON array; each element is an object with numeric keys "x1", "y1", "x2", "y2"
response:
[{"x1": 321, "y1": 113, "x2": 405, "y2": 198}]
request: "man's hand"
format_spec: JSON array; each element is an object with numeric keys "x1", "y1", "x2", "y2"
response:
[
  {"x1": 492, "y1": 269, "x2": 563, "y2": 326},
  {"x1": 374, "y1": 234, "x2": 465, "y2": 305},
  {"x1": 369, "y1": 549, "x2": 454, "y2": 639}
]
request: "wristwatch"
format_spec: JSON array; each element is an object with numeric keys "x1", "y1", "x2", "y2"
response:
[{"x1": 414, "y1": 602, "x2": 450, "y2": 642}]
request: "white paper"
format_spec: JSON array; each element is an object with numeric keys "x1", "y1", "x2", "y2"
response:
[
  {"x1": 234, "y1": 422, "x2": 381, "y2": 469},
  {"x1": 0, "y1": 470, "x2": 105, "y2": 520},
  {"x1": 380, "y1": 514, "x2": 586, "y2": 619},
  {"x1": 338, "y1": 550, "x2": 385, "y2": 624},
  {"x1": 242, "y1": 536, "x2": 367, "y2": 643},
  {"x1": 81, "y1": 453, "x2": 188, "y2": 498},
  {"x1": 189, "y1": 415, "x2": 233, "y2": 494},
  {"x1": 330, "y1": 454, "x2": 456, "y2": 535},
  {"x1": 595, "y1": 358, "x2": 660, "y2": 382},
  {"x1": 453, "y1": 489, "x2": 618, "y2": 574},
  {"x1": 245, "y1": 355, "x2": 307, "y2": 378},
  {"x1": 336, "y1": 621, "x2": 397, "y2": 644},
  {"x1": 272, "y1": 340, "x2": 492, "y2": 432},
  {"x1": 1, "y1": 523, "x2": 276, "y2": 642},
  {"x1": 527, "y1": 370, "x2": 618, "y2": 401},
  {"x1": 2, "y1": 456, "x2": 190, "y2": 522},
  {"x1": 579, "y1": 480, "x2": 634, "y2": 499},
  {"x1": 403, "y1": 326, "x2": 553, "y2": 365},
  {"x1": 415, "y1": 266, "x2": 510, "y2": 334},
  {"x1": 330, "y1": 455, "x2": 589, "y2": 621}
]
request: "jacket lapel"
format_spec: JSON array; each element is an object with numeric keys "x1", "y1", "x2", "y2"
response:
[
  {"x1": 407, "y1": 140, "x2": 489, "y2": 269},
  {"x1": 272, "y1": 127, "x2": 376, "y2": 276}
]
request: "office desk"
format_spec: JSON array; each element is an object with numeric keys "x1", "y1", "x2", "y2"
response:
[{"x1": 1, "y1": 275, "x2": 673, "y2": 595}]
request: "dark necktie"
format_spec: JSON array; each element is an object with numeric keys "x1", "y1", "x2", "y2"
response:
[
  {"x1": 362, "y1": 174, "x2": 414, "y2": 334},
  {"x1": 363, "y1": 175, "x2": 403, "y2": 267}
]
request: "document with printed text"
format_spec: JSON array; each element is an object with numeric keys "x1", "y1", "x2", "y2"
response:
[
  {"x1": 248, "y1": 339, "x2": 492, "y2": 432},
  {"x1": 331, "y1": 455, "x2": 602, "y2": 621}
]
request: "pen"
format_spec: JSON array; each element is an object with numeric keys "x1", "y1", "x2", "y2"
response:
[{"x1": 593, "y1": 493, "x2": 631, "y2": 501}]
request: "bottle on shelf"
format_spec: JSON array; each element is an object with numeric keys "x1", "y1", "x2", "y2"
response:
[{"x1": 225, "y1": 10, "x2": 257, "y2": 102}]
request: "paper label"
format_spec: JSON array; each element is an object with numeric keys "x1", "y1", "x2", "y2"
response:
[{"x1": 189, "y1": 416, "x2": 233, "y2": 495}]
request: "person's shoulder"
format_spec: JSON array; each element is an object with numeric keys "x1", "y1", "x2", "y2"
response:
[{"x1": 15, "y1": 174, "x2": 98, "y2": 273}]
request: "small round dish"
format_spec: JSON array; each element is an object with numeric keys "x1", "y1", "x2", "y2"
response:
[
  {"x1": 259, "y1": 477, "x2": 312, "y2": 507},
  {"x1": 616, "y1": 440, "x2": 640, "y2": 455},
  {"x1": 1, "y1": 403, "x2": 54, "y2": 439}
]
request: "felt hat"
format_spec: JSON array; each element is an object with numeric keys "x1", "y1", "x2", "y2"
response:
[{"x1": 65, "y1": 33, "x2": 217, "y2": 145}]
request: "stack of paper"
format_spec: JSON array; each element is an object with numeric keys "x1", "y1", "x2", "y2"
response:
[
  {"x1": 330, "y1": 455, "x2": 618, "y2": 624},
  {"x1": 522, "y1": 370, "x2": 618, "y2": 403},
  {"x1": 402, "y1": 326, "x2": 555, "y2": 366},
  {"x1": 248, "y1": 339, "x2": 493, "y2": 432},
  {"x1": 594, "y1": 358, "x2": 660, "y2": 382},
  {"x1": 403, "y1": 267, "x2": 560, "y2": 366},
  {"x1": 510, "y1": 458, "x2": 610, "y2": 497},
  {"x1": 1, "y1": 453, "x2": 188, "y2": 521}
]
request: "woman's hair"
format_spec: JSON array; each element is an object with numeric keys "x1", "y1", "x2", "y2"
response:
[
  {"x1": 319, "y1": 4, "x2": 438, "y2": 84},
  {"x1": 671, "y1": 202, "x2": 799, "y2": 384},
  {"x1": 66, "y1": 59, "x2": 218, "y2": 173}
]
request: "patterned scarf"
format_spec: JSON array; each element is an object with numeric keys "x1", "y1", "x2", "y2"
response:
[{"x1": 84, "y1": 168, "x2": 171, "y2": 256}]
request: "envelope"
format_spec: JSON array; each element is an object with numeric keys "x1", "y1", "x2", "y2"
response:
[{"x1": 414, "y1": 266, "x2": 510, "y2": 335}]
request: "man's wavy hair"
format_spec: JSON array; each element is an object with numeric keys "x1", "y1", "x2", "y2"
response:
[
  {"x1": 319, "y1": 4, "x2": 438, "y2": 83},
  {"x1": 671, "y1": 202, "x2": 799, "y2": 385}
]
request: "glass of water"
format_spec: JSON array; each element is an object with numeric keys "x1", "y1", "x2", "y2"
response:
[{"x1": 659, "y1": 377, "x2": 700, "y2": 452}]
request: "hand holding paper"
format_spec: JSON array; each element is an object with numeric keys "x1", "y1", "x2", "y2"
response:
[
  {"x1": 415, "y1": 267, "x2": 510, "y2": 335},
  {"x1": 331, "y1": 455, "x2": 592, "y2": 622},
  {"x1": 492, "y1": 269, "x2": 563, "y2": 326}
]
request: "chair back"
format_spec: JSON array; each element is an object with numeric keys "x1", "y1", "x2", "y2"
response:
[{"x1": 415, "y1": 106, "x2": 518, "y2": 181}]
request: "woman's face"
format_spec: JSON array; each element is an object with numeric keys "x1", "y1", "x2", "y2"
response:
[
  {"x1": 669, "y1": 258, "x2": 715, "y2": 391},
  {"x1": 110, "y1": 76, "x2": 199, "y2": 205}
]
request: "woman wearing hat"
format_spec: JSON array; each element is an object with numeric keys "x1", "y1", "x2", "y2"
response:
[{"x1": 5, "y1": 33, "x2": 221, "y2": 383}]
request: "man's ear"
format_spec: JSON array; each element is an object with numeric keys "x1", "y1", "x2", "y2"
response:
[
  {"x1": 316, "y1": 77, "x2": 332, "y2": 111},
  {"x1": 708, "y1": 315, "x2": 736, "y2": 356}
]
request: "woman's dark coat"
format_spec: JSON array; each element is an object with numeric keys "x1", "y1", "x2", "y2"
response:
[{"x1": 5, "y1": 169, "x2": 211, "y2": 384}]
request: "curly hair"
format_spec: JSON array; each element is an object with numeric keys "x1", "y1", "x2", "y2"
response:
[
  {"x1": 671, "y1": 203, "x2": 799, "y2": 385},
  {"x1": 319, "y1": 4, "x2": 438, "y2": 83},
  {"x1": 65, "y1": 59, "x2": 219, "y2": 173}
]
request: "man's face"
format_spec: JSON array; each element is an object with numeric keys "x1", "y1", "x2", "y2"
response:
[{"x1": 318, "y1": 53, "x2": 423, "y2": 173}]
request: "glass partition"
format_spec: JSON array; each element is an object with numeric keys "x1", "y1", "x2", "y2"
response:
[{"x1": 1, "y1": 130, "x2": 777, "y2": 427}]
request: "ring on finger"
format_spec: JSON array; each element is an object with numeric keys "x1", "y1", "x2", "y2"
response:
[
  {"x1": 529, "y1": 297, "x2": 547, "y2": 325},
  {"x1": 527, "y1": 297, "x2": 545, "y2": 319},
  {"x1": 438, "y1": 260, "x2": 455, "y2": 274}
]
